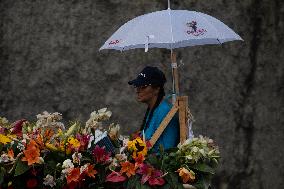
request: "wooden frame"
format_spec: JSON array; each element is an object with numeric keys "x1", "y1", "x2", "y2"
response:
[
  {"x1": 149, "y1": 52, "x2": 190, "y2": 147},
  {"x1": 149, "y1": 96, "x2": 189, "y2": 147}
]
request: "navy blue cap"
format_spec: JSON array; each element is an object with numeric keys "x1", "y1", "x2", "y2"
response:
[{"x1": 128, "y1": 66, "x2": 166, "y2": 87}]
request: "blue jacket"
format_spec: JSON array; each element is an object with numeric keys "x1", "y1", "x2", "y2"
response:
[{"x1": 144, "y1": 97, "x2": 180, "y2": 152}]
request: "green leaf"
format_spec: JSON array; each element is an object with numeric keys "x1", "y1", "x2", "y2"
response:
[
  {"x1": 161, "y1": 184, "x2": 171, "y2": 189},
  {"x1": 191, "y1": 163, "x2": 215, "y2": 174},
  {"x1": 193, "y1": 175, "x2": 211, "y2": 189},
  {"x1": 140, "y1": 184, "x2": 151, "y2": 189},
  {"x1": 193, "y1": 178, "x2": 205, "y2": 189},
  {"x1": 14, "y1": 160, "x2": 29, "y2": 176},
  {"x1": 146, "y1": 154, "x2": 160, "y2": 167},
  {"x1": 0, "y1": 167, "x2": 6, "y2": 185},
  {"x1": 126, "y1": 175, "x2": 140, "y2": 189},
  {"x1": 164, "y1": 172, "x2": 184, "y2": 189}
]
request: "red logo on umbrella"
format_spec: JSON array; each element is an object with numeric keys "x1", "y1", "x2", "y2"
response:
[
  {"x1": 109, "y1": 40, "x2": 120, "y2": 45},
  {"x1": 186, "y1": 21, "x2": 207, "y2": 36}
]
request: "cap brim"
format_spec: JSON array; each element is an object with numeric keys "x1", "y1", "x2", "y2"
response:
[{"x1": 128, "y1": 78, "x2": 149, "y2": 87}]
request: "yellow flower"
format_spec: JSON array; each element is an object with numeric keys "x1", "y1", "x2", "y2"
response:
[
  {"x1": 59, "y1": 141, "x2": 72, "y2": 155},
  {"x1": 45, "y1": 142, "x2": 59, "y2": 151},
  {"x1": 0, "y1": 134, "x2": 12, "y2": 144},
  {"x1": 56, "y1": 129, "x2": 63, "y2": 137},
  {"x1": 68, "y1": 137, "x2": 80, "y2": 149},
  {"x1": 127, "y1": 137, "x2": 147, "y2": 158},
  {"x1": 127, "y1": 140, "x2": 138, "y2": 151}
]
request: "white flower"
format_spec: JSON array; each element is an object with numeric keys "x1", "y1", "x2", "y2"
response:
[
  {"x1": 0, "y1": 154, "x2": 10, "y2": 163},
  {"x1": 88, "y1": 135, "x2": 94, "y2": 149},
  {"x1": 109, "y1": 158, "x2": 119, "y2": 170},
  {"x1": 72, "y1": 152, "x2": 82, "y2": 164},
  {"x1": 35, "y1": 111, "x2": 64, "y2": 130},
  {"x1": 0, "y1": 117, "x2": 8, "y2": 124},
  {"x1": 62, "y1": 159, "x2": 74, "y2": 169},
  {"x1": 192, "y1": 146, "x2": 199, "y2": 153},
  {"x1": 17, "y1": 142, "x2": 25, "y2": 151},
  {"x1": 43, "y1": 174, "x2": 56, "y2": 187},
  {"x1": 80, "y1": 164, "x2": 89, "y2": 174},
  {"x1": 185, "y1": 154, "x2": 193, "y2": 160},
  {"x1": 199, "y1": 149, "x2": 205, "y2": 156},
  {"x1": 115, "y1": 153, "x2": 127, "y2": 161},
  {"x1": 39, "y1": 157, "x2": 45, "y2": 164},
  {"x1": 22, "y1": 134, "x2": 29, "y2": 140}
]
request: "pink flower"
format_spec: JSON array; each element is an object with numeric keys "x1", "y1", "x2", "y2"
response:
[
  {"x1": 106, "y1": 171, "x2": 127, "y2": 182},
  {"x1": 137, "y1": 163, "x2": 165, "y2": 186},
  {"x1": 11, "y1": 119, "x2": 26, "y2": 136},
  {"x1": 0, "y1": 127, "x2": 7, "y2": 134},
  {"x1": 92, "y1": 145, "x2": 111, "y2": 164},
  {"x1": 76, "y1": 134, "x2": 90, "y2": 150}
]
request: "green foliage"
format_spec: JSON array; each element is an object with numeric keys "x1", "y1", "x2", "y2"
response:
[
  {"x1": 14, "y1": 160, "x2": 29, "y2": 176},
  {"x1": 163, "y1": 172, "x2": 184, "y2": 189},
  {"x1": 0, "y1": 167, "x2": 6, "y2": 185},
  {"x1": 193, "y1": 174, "x2": 212, "y2": 189},
  {"x1": 190, "y1": 163, "x2": 215, "y2": 174}
]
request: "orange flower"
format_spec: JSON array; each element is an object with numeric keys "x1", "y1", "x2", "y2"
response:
[
  {"x1": 35, "y1": 135, "x2": 44, "y2": 149},
  {"x1": 22, "y1": 140, "x2": 41, "y2": 166},
  {"x1": 44, "y1": 128, "x2": 54, "y2": 142},
  {"x1": 66, "y1": 168, "x2": 81, "y2": 184},
  {"x1": 134, "y1": 153, "x2": 145, "y2": 167},
  {"x1": 7, "y1": 149, "x2": 14, "y2": 159},
  {"x1": 176, "y1": 167, "x2": 195, "y2": 183},
  {"x1": 84, "y1": 164, "x2": 97, "y2": 178},
  {"x1": 120, "y1": 161, "x2": 136, "y2": 177}
]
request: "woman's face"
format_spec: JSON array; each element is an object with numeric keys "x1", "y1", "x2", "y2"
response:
[{"x1": 135, "y1": 85, "x2": 160, "y2": 104}]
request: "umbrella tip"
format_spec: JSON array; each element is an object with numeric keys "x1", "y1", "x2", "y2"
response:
[{"x1": 168, "y1": 0, "x2": 171, "y2": 9}]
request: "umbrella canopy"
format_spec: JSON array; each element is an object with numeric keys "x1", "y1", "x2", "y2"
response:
[{"x1": 100, "y1": 9, "x2": 243, "y2": 52}]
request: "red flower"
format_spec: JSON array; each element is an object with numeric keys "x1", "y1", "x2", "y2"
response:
[
  {"x1": 137, "y1": 163, "x2": 165, "y2": 186},
  {"x1": 145, "y1": 140, "x2": 152, "y2": 149},
  {"x1": 26, "y1": 178, "x2": 38, "y2": 188},
  {"x1": 106, "y1": 171, "x2": 127, "y2": 182},
  {"x1": 92, "y1": 145, "x2": 111, "y2": 164}
]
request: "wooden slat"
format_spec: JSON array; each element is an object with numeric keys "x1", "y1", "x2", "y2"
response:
[
  {"x1": 178, "y1": 96, "x2": 188, "y2": 143},
  {"x1": 149, "y1": 101, "x2": 179, "y2": 147}
]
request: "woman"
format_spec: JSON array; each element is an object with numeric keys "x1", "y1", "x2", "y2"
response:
[{"x1": 128, "y1": 66, "x2": 179, "y2": 152}]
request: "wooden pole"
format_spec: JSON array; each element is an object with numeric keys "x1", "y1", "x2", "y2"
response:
[{"x1": 149, "y1": 51, "x2": 191, "y2": 147}]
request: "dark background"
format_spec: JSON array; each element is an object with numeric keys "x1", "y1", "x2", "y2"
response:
[{"x1": 0, "y1": 0, "x2": 283, "y2": 188}]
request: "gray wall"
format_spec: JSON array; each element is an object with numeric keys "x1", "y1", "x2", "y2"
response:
[{"x1": 0, "y1": 0, "x2": 283, "y2": 188}]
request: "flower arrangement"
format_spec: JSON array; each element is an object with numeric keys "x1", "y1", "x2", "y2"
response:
[{"x1": 0, "y1": 109, "x2": 220, "y2": 189}]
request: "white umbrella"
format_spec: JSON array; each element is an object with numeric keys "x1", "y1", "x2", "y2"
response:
[
  {"x1": 99, "y1": 5, "x2": 243, "y2": 96},
  {"x1": 100, "y1": 10, "x2": 242, "y2": 52}
]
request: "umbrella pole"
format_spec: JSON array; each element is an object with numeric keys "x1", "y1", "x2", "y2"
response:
[
  {"x1": 171, "y1": 50, "x2": 179, "y2": 103},
  {"x1": 170, "y1": 50, "x2": 189, "y2": 143}
]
